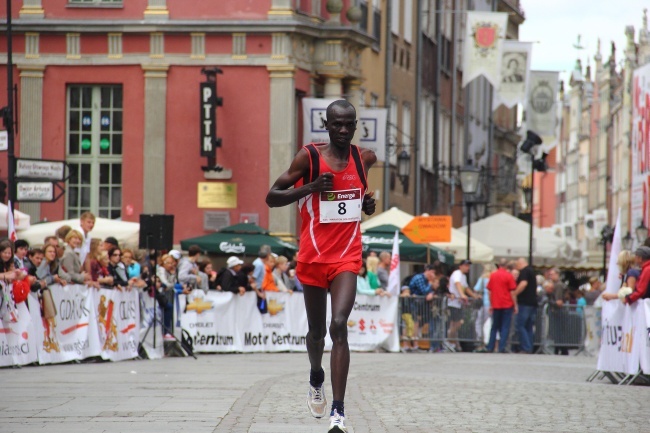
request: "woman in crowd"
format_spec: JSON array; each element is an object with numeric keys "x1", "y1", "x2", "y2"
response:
[
  {"x1": 365, "y1": 255, "x2": 382, "y2": 290},
  {"x1": 83, "y1": 238, "x2": 102, "y2": 275},
  {"x1": 122, "y1": 248, "x2": 141, "y2": 279},
  {"x1": 89, "y1": 250, "x2": 114, "y2": 289},
  {"x1": 602, "y1": 250, "x2": 640, "y2": 301},
  {"x1": 473, "y1": 264, "x2": 493, "y2": 352},
  {"x1": 107, "y1": 247, "x2": 130, "y2": 290},
  {"x1": 37, "y1": 244, "x2": 71, "y2": 287},
  {"x1": 357, "y1": 261, "x2": 388, "y2": 296},
  {"x1": 0, "y1": 240, "x2": 18, "y2": 283},
  {"x1": 60, "y1": 230, "x2": 88, "y2": 284},
  {"x1": 261, "y1": 253, "x2": 279, "y2": 292},
  {"x1": 272, "y1": 255, "x2": 293, "y2": 293},
  {"x1": 198, "y1": 259, "x2": 219, "y2": 291}
]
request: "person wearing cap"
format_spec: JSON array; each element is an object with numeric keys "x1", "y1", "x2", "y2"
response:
[
  {"x1": 407, "y1": 264, "x2": 437, "y2": 301},
  {"x1": 221, "y1": 256, "x2": 246, "y2": 295},
  {"x1": 177, "y1": 245, "x2": 204, "y2": 292},
  {"x1": 484, "y1": 260, "x2": 517, "y2": 353},
  {"x1": 447, "y1": 260, "x2": 474, "y2": 351},
  {"x1": 623, "y1": 246, "x2": 650, "y2": 305}
]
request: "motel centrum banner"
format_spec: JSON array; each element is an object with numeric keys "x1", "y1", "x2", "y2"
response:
[{"x1": 631, "y1": 63, "x2": 650, "y2": 230}]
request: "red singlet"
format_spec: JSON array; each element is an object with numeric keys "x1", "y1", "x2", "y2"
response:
[{"x1": 295, "y1": 143, "x2": 368, "y2": 264}]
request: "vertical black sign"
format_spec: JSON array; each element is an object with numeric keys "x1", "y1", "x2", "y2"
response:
[{"x1": 200, "y1": 81, "x2": 217, "y2": 157}]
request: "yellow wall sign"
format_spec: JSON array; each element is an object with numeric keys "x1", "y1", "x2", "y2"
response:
[{"x1": 197, "y1": 182, "x2": 237, "y2": 208}]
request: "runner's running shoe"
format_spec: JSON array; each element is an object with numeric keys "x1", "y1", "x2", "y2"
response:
[
  {"x1": 328, "y1": 409, "x2": 347, "y2": 432},
  {"x1": 307, "y1": 382, "x2": 327, "y2": 418}
]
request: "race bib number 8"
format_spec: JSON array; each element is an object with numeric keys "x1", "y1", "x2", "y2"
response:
[{"x1": 319, "y1": 189, "x2": 362, "y2": 223}]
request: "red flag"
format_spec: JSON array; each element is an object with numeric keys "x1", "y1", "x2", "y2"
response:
[{"x1": 7, "y1": 200, "x2": 16, "y2": 242}]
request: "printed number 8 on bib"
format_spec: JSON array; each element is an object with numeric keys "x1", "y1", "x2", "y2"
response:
[{"x1": 319, "y1": 189, "x2": 362, "y2": 223}]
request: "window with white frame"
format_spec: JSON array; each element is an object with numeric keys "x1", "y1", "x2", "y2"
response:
[
  {"x1": 67, "y1": 85, "x2": 123, "y2": 219},
  {"x1": 403, "y1": 0, "x2": 413, "y2": 43},
  {"x1": 391, "y1": 0, "x2": 400, "y2": 36}
]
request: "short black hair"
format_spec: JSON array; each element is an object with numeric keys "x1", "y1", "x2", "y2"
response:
[
  {"x1": 326, "y1": 100, "x2": 355, "y2": 120},
  {"x1": 14, "y1": 239, "x2": 29, "y2": 249},
  {"x1": 104, "y1": 236, "x2": 119, "y2": 247}
]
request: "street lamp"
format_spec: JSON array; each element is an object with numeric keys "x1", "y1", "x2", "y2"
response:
[
  {"x1": 622, "y1": 231, "x2": 634, "y2": 251},
  {"x1": 397, "y1": 150, "x2": 410, "y2": 186},
  {"x1": 600, "y1": 224, "x2": 614, "y2": 278},
  {"x1": 520, "y1": 130, "x2": 543, "y2": 266},
  {"x1": 636, "y1": 221, "x2": 648, "y2": 245},
  {"x1": 459, "y1": 163, "x2": 483, "y2": 261}
]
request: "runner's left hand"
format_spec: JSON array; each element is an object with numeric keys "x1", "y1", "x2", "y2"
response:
[{"x1": 362, "y1": 191, "x2": 376, "y2": 215}]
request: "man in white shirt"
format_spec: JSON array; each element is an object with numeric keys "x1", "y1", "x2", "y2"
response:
[
  {"x1": 448, "y1": 260, "x2": 471, "y2": 351},
  {"x1": 75, "y1": 212, "x2": 95, "y2": 265}
]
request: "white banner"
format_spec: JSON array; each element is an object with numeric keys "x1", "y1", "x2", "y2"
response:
[
  {"x1": 35, "y1": 284, "x2": 102, "y2": 364},
  {"x1": 138, "y1": 291, "x2": 164, "y2": 360},
  {"x1": 96, "y1": 288, "x2": 140, "y2": 362},
  {"x1": 387, "y1": 230, "x2": 400, "y2": 296},
  {"x1": 359, "y1": 108, "x2": 387, "y2": 162},
  {"x1": 604, "y1": 211, "x2": 622, "y2": 295},
  {"x1": 302, "y1": 98, "x2": 338, "y2": 145},
  {"x1": 462, "y1": 11, "x2": 509, "y2": 87},
  {"x1": 0, "y1": 295, "x2": 39, "y2": 367},
  {"x1": 631, "y1": 63, "x2": 650, "y2": 232},
  {"x1": 596, "y1": 300, "x2": 648, "y2": 375},
  {"x1": 180, "y1": 291, "x2": 398, "y2": 353},
  {"x1": 526, "y1": 71, "x2": 560, "y2": 137},
  {"x1": 494, "y1": 41, "x2": 532, "y2": 109}
]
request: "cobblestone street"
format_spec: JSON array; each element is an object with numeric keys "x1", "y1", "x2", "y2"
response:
[{"x1": 0, "y1": 352, "x2": 646, "y2": 433}]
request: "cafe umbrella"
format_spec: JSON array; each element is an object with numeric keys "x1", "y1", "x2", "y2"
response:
[
  {"x1": 180, "y1": 222, "x2": 298, "y2": 258},
  {"x1": 362, "y1": 224, "x2": 454, "y2": 265}
]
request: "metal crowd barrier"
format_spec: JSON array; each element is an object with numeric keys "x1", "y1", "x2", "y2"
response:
[{"x1": 398, "y1": 296, "x2": 588, "y2": 355}]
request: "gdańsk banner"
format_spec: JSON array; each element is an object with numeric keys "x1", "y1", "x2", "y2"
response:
[
  {"x1": 33, "y1": 284, "x2": 102, "y2": 365},
  {"x1": 493, "y1": 41, "x2": 532, "y2": 109},
  {"x1": 526, "y1": 71, "x2": 560, "y2": 138},
  {"x1": 96, "y1": 288, "x2": 140, "y2": 362},
  {"x1": 462, "y1": 11, "x2": 509, "y2": 88},
  {"x1": 631, "y1": 63, "x2": 650, "y2": 232},
  {"x1": 0, "y1": 295, "x2": 38, "y2": 367},
  {"x1": 302, "y1": 98, "x2": 388, "y2": 161}
]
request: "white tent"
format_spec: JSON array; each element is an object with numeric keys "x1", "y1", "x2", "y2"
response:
[
  {"x1": 361, "y1": 207, "x2": 494, "y2": 263},
  {"x1": 17, "y1": 217, "x2": 139, "y2": 248},
  {"x1": 458, "y1": 212, "x2": 567, "y2": 264},
  {"x1": 0, "y1": 203, "x2": 30, "y2": 230}
]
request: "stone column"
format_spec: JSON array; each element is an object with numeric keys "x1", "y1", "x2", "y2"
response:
[
  {"x1": 323, "y1": 74, "x2": 343, "y2": 98},
  {"x1": 142, "y1": 65, "x2": 168, "y2": 214},
  {"x1": 267, "y1": 65, "x2": 296, "y2": 234},
  {"x1": 18, "y1": 65, "x2": 46, "y2": 220},
  {"x1": 346, "y1": 78, "x2": 362, "y2": 145}
]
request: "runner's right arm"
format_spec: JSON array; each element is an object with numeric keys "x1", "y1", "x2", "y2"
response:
[{"x1": 266, "y1": 148, "x2": 333, "y2": 208}]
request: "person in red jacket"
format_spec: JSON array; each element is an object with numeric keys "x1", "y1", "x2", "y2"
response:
[{"x1": 624, "y1": 246, "x2": 650, "y2": 304}]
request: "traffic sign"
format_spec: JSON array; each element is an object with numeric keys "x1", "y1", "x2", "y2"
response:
[{"x1": 402, "y1": 216, "x2": 452, "y2": 244}]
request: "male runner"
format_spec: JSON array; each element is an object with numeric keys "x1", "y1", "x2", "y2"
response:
[{"x1": 266, "y1": 100, "x2": 376, "y2": 433}]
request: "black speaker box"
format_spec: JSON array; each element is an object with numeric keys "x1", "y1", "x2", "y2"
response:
[{"x1": 139, "y1": 214, "x2": 174, "y2": 251}]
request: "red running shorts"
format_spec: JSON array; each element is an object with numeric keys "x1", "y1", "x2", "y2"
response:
[{"x1": 296, "y1": 260, "x2": 362, "y2": 289}]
